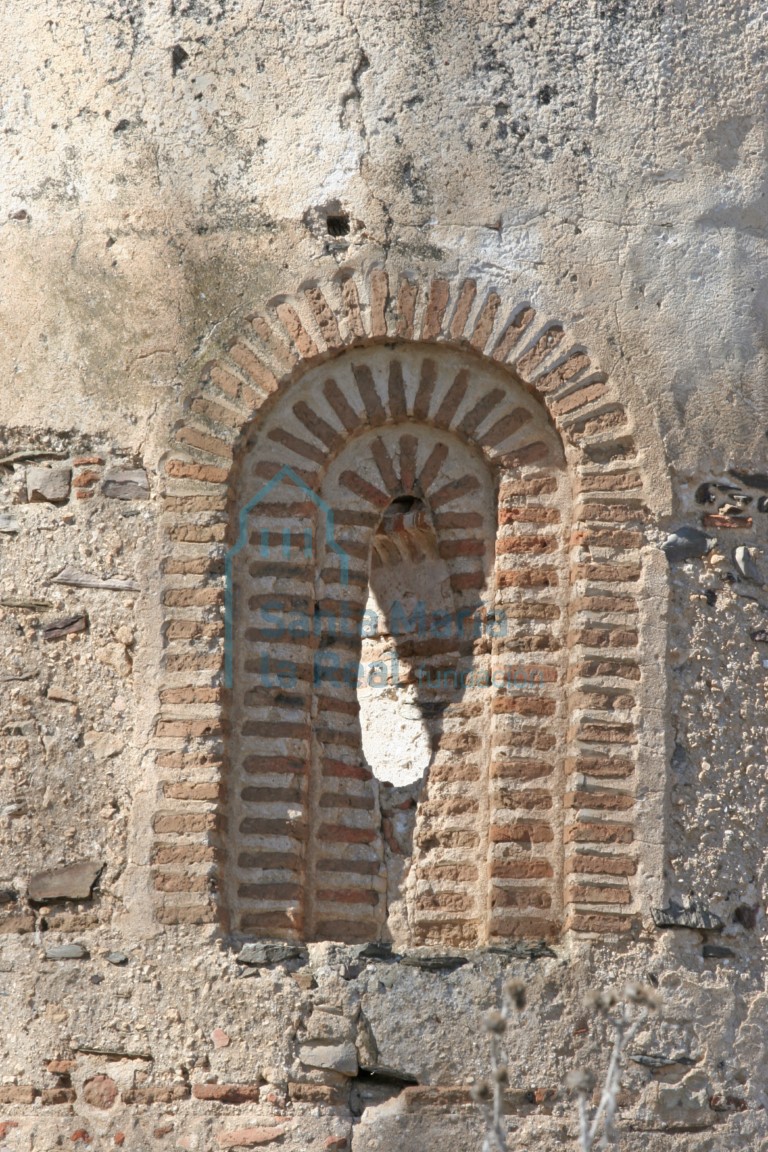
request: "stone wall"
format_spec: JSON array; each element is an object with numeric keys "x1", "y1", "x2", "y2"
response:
[{"x1": 1, "y1": 1, "x2": 767, "y2": 1149}]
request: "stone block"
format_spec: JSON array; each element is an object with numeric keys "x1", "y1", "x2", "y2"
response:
[
  {"x1": 102, "y1": 469, "x2": 149, "y2": 499},
  {"x1": 28, "y1": 860, "x2": 102, "y2": 903},
  {"x1": 27, "y1": 466, "x2": 71, "y2": 503}
]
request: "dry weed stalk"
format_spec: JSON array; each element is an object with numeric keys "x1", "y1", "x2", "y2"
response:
[
  {"x1": 473, "y1": 981, "x2": 660, "y2": 1151},
  {"x1": 566, "y1": 983, "x2": 660, "y2": 1150},
  {"x1": 472, "y1": 979, "x2": 526, "y2": 1152}
]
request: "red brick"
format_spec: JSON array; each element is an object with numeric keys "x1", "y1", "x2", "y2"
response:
[
  {"x1": 152, "y1": 812, "x2": 214, "y2": 834},
  {"x1": 164, "y1": 559, "x2": 221, "y2": 578},
  {"x1": 496, "y1": 567, "x2": 558, "y2": 589},
  {"x1": 578, "y1": 502, "x2": 648, "y2": 524},
  {"x1": 574, "y1": 722, "x2": 636, "y2": 745},
  {"x1": 155, "y1": 719, "x2": 220, "y2": 739},
  {"x1": 574, "y1": 626, "x2": 638, "y2": 649},
  {"x1": 42, "y1": 1087, "x2": 77, "y2": 1105},
  {"x1": 566, "y1": 884, "x2": 632, "y2": 905},
  {"x1": 162, "y1": 494, "x2": 227, "y2": 512},
  {"x1": 240, "y1": 911, "x2": 303, "y2": 934},
  {"x1": 566, "y1": 854, "x2": 637, "y2": 876},
  {"x1": 154, "y1": 872, "x2": 209, "y2": 893},
  {"x1": 47, "y1": 1060, "x2": 77, "y2": 1075},
  {"x1": 564, "y1": 821, "x2": 633, "y2": 844},
  {"x1": 161, "y1": 687, "x2": 220, "y2": 705},
  {"x1": 162, "y1": 588, "x2": 222, "y2": 607},
  {"x1": 122, "y1": 1085, "x2": 190, "y2": 1104},
  {"x1": 489, "y1": 822, "x2": 554, "y2": 844},
  {"x1": 576, "y1": 659, "x2": 640, "y2": 681},
  {"x1": 566, "y1": 755, "x2": 634, "y2": 779},
  {"x1": 499, "y1": 475, "x2": 557, "y2": 498},
  {"x1": 499, "y1": 505, "x2": 560, "y2": 525},
  {"x1": 176, "y1": 426, "x2": 234, "y2": 460},
  {"x1": 168, "y1": 523, "x2": 227, "y2": 543},
  {"x1": 165, "y1": 459, "x2": 229, "y2": 484},
  {"x1": 492, "y1": 695, "x2": 556, "y2": 717},
  {"x1": 191, "y1": 396, "x2": 243, "y2": 429},
  {"x1": 566, "y1": 911, "x2": 633, "y2": 933},
  {"x1": 192, "y1": 1083, "x2": 261, "y2": 1104},
  {"x1": 565, "y1": 790, "x2": 634, "y2": 811},
  {"x1": 496, "y1": 534, "x2": 555, "y2": 555},
  {"x1": 487, "y1": 915, "x2": 557, "y2": 941},
  {"x1": 0, "y1": 1086, "x2": 37, "y2": 1104},
  {"x1": 0, "y1": 913, "x2": 35, "y2": 935},
  {"x1": 491, "y1": 887, "x2": 552, "y2": 909},
  {"x1": 153, "y1": 844, "x2": 215, "y2": 865},
  {"x1": 497, "y1": 441, "x2": 549, "y2": 469},
  {"x1": 577, "y1": 471, "x2": 642, "y2": 493},
  {"x1": 491, "y1": 759, "x2": 553, "y2": 781},
  {"x1": 573, "y1": 595, "x2": 638, "y2": 615},
  {"x1": 702, "y1": 513, "x2": 752, "y2": 530},
  {"x1": 217, "y1": 1127, "x2": 287, "y2": 1148},
  {"x1": 155, "y1": 904, "x2": 216, "y2": 927},
  {"x1": 572, "y1": 528, "x2": 643, "y2": 549},
  {"x1": 573, "y1": 562, "x2": 641, "y2": 581},
  {"x1": 83, "y1": 1075, "x2": 118, "y2": 1110},
  {"x1": 550, "y1": 380, "x2": 607, "y2": 416},
  {"x1": 73, "y1": 469, "x2": 100, "y2": 488},
  {"x1": 490, "y1": 859, "x2": 553, "y2": 879},
  {"x1": 164, "y1": 781, "x2": 219, "y2": 803}
]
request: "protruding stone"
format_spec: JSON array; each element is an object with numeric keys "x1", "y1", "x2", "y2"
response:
[
  {"x1": 630, "y1": 1052, "x2": 697, "y2": 1070},
  {"x1": 26, "y1": 466, "x2": 71, "y2": 504},
  {"x1": 0, "y1": 514, "x2": 19, "y2": 533},
  {"x1": 734, "y1": 545, "x2": 761, "y2": 582},
  {"x1": 661, "y1": 527, "x2": 714, "y2": 562},
  {"x1": 44, "y1": 943, "x2": 89, "y2": 960},
  {"x1": 28, "y1": 860, "x2": 103, "y2": 903},
  {"x1": 42, "y1": 613, "x2": 88, "y2": 641},
  {"x1": 703, "y1": 944, "x2": 736, "y2": 959},
  {"x1": 652, "y1": 903, "x2": 724, "y2": 931},
  {"x1": 399, "y1": 952, "x2": 468, "y2": 972},
  {"x1": 102, "y1": 469, "x2": 149, "y2": 500},
  {"x1": 237, "y1": 941, "x2": 306, "y2": 967},
  {"x1": 299, "y1": 1042, "x2": 358, "y2": 1077},
  {"x1": 106, "y1": 951, "x2": 129, "y2": 966}
]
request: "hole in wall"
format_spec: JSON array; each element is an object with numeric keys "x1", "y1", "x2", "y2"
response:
[
  {"x1": 358, "y1": 496, "x2": 452, "y2": 788},
  {"x1": 171, "y1": 44, "x2": 189, "y2": 76},
  {"x1": 327, "y1": 213, "x2": 350, "y2": 238}
]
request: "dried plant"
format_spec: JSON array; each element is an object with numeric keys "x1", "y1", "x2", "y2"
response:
[
  {"x1": 566, "y1": 983, "x2": 660, "y2": 1150},
  {"x1": 474, "y1": 980, "x2": 660, "y2": 1152},
  {"x1": 472, "y1": 979, "x2": 527, "y2": 1152}
]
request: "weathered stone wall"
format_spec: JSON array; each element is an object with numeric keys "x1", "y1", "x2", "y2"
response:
[{"x1": 1, "y1": 1, "x2": 767, "y2": 1149}]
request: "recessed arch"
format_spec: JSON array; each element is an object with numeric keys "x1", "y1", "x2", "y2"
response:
[{"x1": 150, "y1": 265, "x2": 668, "y2": 946}]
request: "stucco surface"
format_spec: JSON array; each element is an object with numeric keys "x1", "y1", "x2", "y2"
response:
[{"x1": 1, "y1": 1, "x2": 768, "y2": 1149}]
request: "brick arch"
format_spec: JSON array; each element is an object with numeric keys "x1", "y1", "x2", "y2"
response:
[{"x1": 153, "y1": 266, "x2": 652, "y2": 943}]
